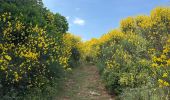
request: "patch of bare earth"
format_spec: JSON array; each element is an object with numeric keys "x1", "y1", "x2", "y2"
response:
[{"x1": 56, "y1": 65, "x2": 114, "y2": 100}]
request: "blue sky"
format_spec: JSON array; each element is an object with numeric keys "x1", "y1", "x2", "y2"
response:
[{"x1": 42, "y1": 0, "x2": 169, "y2": 41}]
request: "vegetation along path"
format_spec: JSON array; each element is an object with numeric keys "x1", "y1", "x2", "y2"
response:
[{"x1": 56, "y1": 64, "x2": 114, "y2": 100}]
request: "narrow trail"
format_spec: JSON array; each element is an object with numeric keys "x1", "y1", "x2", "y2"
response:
[{"x1": 56, "y1": 64, "x2": 114, "y2": 100}]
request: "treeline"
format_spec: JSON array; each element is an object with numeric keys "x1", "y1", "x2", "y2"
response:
[
  {"x1": 85, "y1": 7, "x2": 170, "y2": 99},
  {"x1": 0, "y1": 0, "x2": 82, "y2": 99}
]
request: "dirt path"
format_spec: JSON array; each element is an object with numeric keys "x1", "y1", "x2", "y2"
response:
[{"x1": 56, "y1": 64, "x2": 114, "y2": 100}]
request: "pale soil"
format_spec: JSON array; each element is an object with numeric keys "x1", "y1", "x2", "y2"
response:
[{"x1": 56, "y1": 65, "x2": 114, "y2": 100}]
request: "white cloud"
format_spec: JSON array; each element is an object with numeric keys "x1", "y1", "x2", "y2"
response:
[
  {"x1": 73, "y1": 18, "x2": 85, "y2": 26},
  {"x1": 66, "y1": 16, "x2": 70, "y2": 20}
]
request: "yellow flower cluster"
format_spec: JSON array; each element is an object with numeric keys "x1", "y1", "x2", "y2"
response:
[
  {"x1": 158, "y1": 79, "x2": 169, "y2": 87},
  {"x1": 20, "y1": 50, "x2": 39, "y2": 60},
  {"x1": 152, "y1": 38, "x2": 170, "y2": 87},
  {"x1": 59, "y1": 56, "x2": 69, "y2": 68},
  {"x1": 120, "y1": 17, "x2": 136, "y2": 33},
  {"x1": 61, "y1": 33, "x2": 83, "y2": 68},
  {"x1": 0, "y1": 12, "x2": 75, "y2": 88},
  {"x1": 83, "y1": 38, "x2": 99, "y2": 61},
  {"x1": 136, "y1": 15, "x2": 152, "y2": 29},
  {"x1": 4, "y1": 55, "x2": 12, "y2": 61},
  {"x1": 100, "y1": 29, "x2": 124, "y2": 44}
]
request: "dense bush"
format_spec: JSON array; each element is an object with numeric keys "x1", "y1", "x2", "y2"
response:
[
  {"x1": 0, "y1": 0, "x2": 82, "y2": 99},
  {"x1": 98, "y1": 31, "x2": 150, "y2": 94},
  {"x1": 85, "y1": 7, "x2": 170, "y2": 98},
  {"x1": 63, "y1": 33, "x2": 83, "y2": 67},
  {"x1": 151, "y1": 38, "x2": 170, "y2": 87}
]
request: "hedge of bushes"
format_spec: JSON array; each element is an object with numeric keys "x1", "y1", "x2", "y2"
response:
[
  {"x1": 85, "y1": 7, "x2": 170, "y2": 99},
  {"x1": 0, "y1": 0, "x2": 82, "y2": 99}
]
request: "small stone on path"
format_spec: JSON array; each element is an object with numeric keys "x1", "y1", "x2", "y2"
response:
[{"x1": 89, "y1": 91, "x2": 100, "y2": 96}]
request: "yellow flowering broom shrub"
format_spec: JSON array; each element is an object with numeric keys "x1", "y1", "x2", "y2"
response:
[
  {"x1": 0, "y1": 12, "x2": 72, "y2": 95},
  {"x1": 63, "y1": 33, "x2": 82, "y2": 68},
  {"x1": 83, "y1": 38, "x2": 100, "y2": 63},
  {"x1": 122, "y1": 7, "x2": 170, "y2": 51},
  {"x1": 97, "y1": 30, "x2": 149, "y2": 94},
  {"x1": 86, "y1": 7, "x2": 170, "y2": 96}
]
